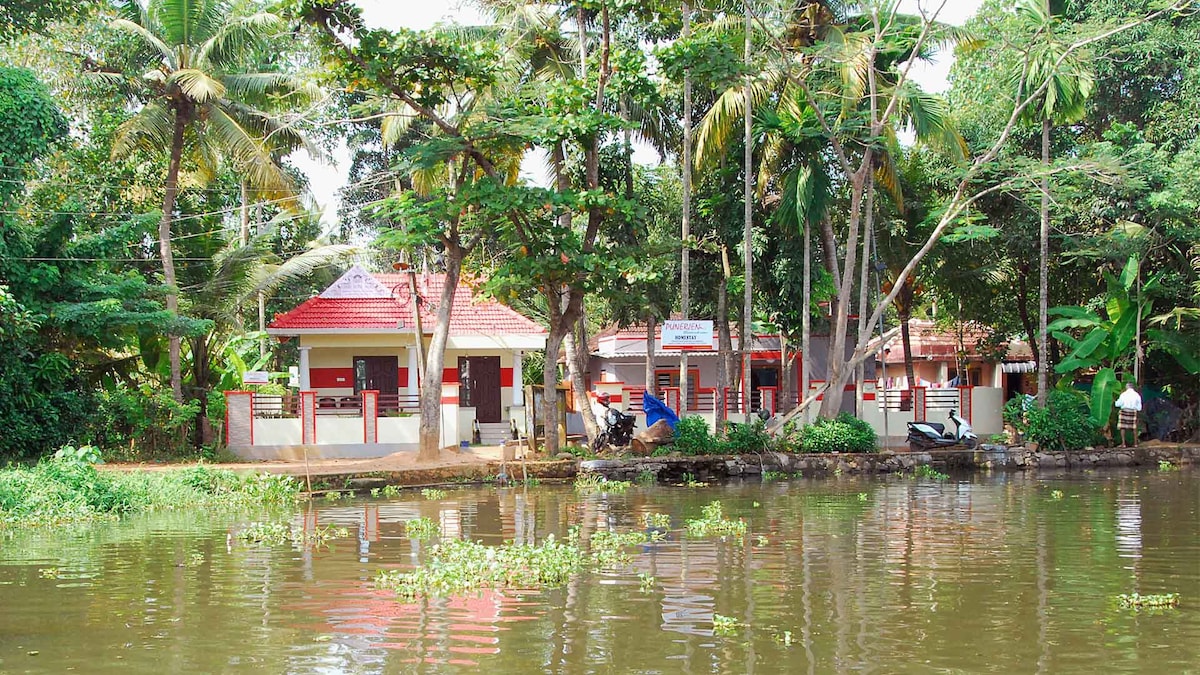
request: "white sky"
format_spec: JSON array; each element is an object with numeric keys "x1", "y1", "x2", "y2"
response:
[{"x1": 290, "y1": 0, "x2": 984, "y2": 228}]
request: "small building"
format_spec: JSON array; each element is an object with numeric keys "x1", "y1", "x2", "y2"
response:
[
  {"x1": 224, "y1": 265, "x2": 546, "y2": 459},
  {"x1": 871, "y1": 319, "x2": 1034, "y2": 399},
  {"x1": 586, "y1": 323, "x2": 868, "y2": 419}
]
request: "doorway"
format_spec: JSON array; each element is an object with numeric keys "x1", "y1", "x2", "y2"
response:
[
  {"x1": 353, "y1": 356, "x2": 399, "y2": 397},
  {"x1": 459, "y1": 356, "x2": 502, "y2": 423}
]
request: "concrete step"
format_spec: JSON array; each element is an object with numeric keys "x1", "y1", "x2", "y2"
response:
[{"x1": 476, "y1": 422, "x2": 513, "y2": 445}]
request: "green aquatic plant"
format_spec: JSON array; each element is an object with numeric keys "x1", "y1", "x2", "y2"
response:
[
  {"x1": 370, "y1": 487, "x2": 381, "y2": 498},
  {"x1": 1158, "y1": 460, "x2": 1179, "y2": 472},
  {"x1": 574, "y1": 474, "x2": 632, "y2": 493},
  {"x1": 762, "y1": 471, "x2": 788, "y2": 482},
  {"x1": 643, "y1": 512, "x2": 672, "y2": 529},
  {"x1": 421, "y1": 488, "x2": 448, "y2": 500},
  {"x1": 857, "y1": 492, "x2": 868, "y2": 502},
  {"x1": 237, "y1": 521, "x2": 349, "y2": 547},
  {"x1": 755, "y1": 535, "x2": 769, "y2": 546},
  {"x1": 635, "y1": 470, "x2": 657, "y2": 485},
  {"x1": 322, "y1": 490, "x2": 345, "y2": 502},
  {"x1": 1050, "y1": 489, "x2": 1065, "y2": 500},
  {"x1": 685, "y1": 501, "x2": 747, "y2": 538},
  {"x1": 589, "y1": 530, "x2": 649, "y2": 567},
  {"x1": 914, "y1": 465, "x2": 949, "y2": 481},
  {"x1": 381, "y1": 485, "x2": 401, "y2": 498},
  {"x1": 0, "y1": 462, "x2": 300, "y2": 528},
  {"x1": 404, "y1": 517, "x2": 441, "y2": 540},
  {"x1": 712, "y1": 613, "x2": 741, "y2": 636},
  {"x1": 638, "y1": 573, "x2": 657, "y2": 592},
  {"x1": 377, "y1": 535, "x2": 586, "y2": 598},
  {"x1": 1118, "y1": 593, "x2": 1180, "y2": 609}
]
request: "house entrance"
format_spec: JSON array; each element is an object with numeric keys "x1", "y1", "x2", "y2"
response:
[
  {"x1": 459, "y1": 356, "x2": 502, "y2": 423},
  {"x1": 353, "y1": 356, "x2": 399, "y2": 397}
]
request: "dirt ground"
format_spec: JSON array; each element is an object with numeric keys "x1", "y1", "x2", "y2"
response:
[{"x1": 104, "y1": 445, "x2": 513, "y2": 477}]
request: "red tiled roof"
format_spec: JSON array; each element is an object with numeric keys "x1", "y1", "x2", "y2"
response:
[
  {"x1": 873, "y1": 320, "x2": 1030, "y2": 363},
  {"x1": 269, "y1": 273, "x2": 546, "y2": 335}
]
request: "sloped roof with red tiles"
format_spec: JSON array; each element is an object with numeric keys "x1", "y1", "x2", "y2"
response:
[
  {"x1": 268, "y1": 266, "x2": 546, "y2": 335},
  {"x1": 871, "y1": 319, "x2": 1030, "y2": 363}
]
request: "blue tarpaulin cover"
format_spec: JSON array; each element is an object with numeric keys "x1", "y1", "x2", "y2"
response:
[{"x1": 642, "y1": 390, "x2": 680, "y2": 430}]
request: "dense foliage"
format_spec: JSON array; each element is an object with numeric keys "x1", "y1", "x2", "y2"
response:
[
  {"x1": 794, "y1": 414, "x2": 879, "y2": 454},
  {"x1": 1004, "y1": 389, "x2": 1100, "y2": 451},
  {"x1": 0, "y1": 457, "x2": 300, "y2": 527},
  {"x1": 0, "y1": 0, "x2": 1198, "y2": 462}
]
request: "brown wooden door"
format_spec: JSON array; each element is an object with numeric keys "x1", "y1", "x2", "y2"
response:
[
  {"x1": 354, "y1": 356, "x2": 399, "y2": 396},
  {"x1": 459, "y1": 356, "x2": 502, "y2": 423}
]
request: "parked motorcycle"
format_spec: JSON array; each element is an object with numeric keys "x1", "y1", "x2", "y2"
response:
[
  {"x1": 907, "y1": 409, "x2": 978, "y2": 451},
  {"x1": 595, "y1": 406, "x2": 637, "y2": 451}
]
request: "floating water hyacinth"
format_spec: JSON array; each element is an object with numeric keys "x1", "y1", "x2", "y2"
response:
[
  {"x1": 574, "y1": 474, "x2": 632, "y2": 493},
  {"x1": 420, "y1": 488, "x2": 447, "y2": 500},
  {"x1": 1118, "y1": 593, "x2": 1180, "y2": 609},
  {"x1": 685, "y1": 501, "x2": 747, "y2": 538},
  {"x1": 404, "y1": 517, "x2": 440, "y2": 539}
]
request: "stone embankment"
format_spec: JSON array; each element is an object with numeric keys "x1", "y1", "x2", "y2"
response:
[
  {"x1": 578, "y1": 444, "x2": 1199, "y2": 484},
  {"x1": 257, "y1": 444, "x2": 1196, "y2": 493}
]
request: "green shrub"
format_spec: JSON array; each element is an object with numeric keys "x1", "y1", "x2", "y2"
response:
[
  {"x1": 0, "y1": 461, "x2": 300, "y2": 528},
  {"x1": 1011, "y1": 389, "x2": 1099, "y2": 451},
  {"x1": 797, "y1": 413, "x2": 877, "y2": 453},
  {"x1": 673, "y1": 415, "x2": 719, "y2": 455},
  {"x1": 720, "y1": 419, "x2": 771, "y2": 454}
]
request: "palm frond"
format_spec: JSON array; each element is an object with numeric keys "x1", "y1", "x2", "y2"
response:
[
  {"x1": 196, "y1": 12, "x2": 284, "y2": 67},
  {"x1": 170, "y1": 67, "x2": 226, "y2": 102},
  {"x1": 110, "y1": 18, "x2": 176, "y2": 67},
  {"x1": 204, "y1": 104, "x2": 297, "y2": 203},
  {"x1": 111, "y1": 102, "x2": 175, "y2": 160},
  {"x1": 246, "y1": 244, "x2": 362, "y2": 301}
]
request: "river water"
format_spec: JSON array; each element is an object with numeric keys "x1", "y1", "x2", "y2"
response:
[{"x1": 1, "y1": 470, "x2": 1197, "y2": 673}]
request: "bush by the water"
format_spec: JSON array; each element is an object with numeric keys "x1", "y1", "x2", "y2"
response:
[
  {"x1": 667, "y1": 416, "x2": 718, "y2": 455},
  {"x1": 0, "y1": 456, "x2": 300, "y2": 527},
  {"x1": 795, "y1": 413, "x2": 877, "y2": 453},
  {"x1": 1005, "y1": 390, "x2": 1099, "y2": 451}
]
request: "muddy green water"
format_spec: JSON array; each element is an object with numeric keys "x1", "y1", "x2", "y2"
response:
[{"x1": 1, "y1": 470, "x2": 1197, "y2": 673}]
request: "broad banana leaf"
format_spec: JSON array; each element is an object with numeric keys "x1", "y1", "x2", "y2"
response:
[{"x1": 1089, "y1": 367, "x2": 1118, "y2": 429}]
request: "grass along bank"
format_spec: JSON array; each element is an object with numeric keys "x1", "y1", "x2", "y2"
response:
[{"x1": 0, "y1": 455, "x2": 301, "y2": 528}]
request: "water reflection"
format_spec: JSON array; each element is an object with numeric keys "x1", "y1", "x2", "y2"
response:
[{"x1": 0, "y1": 471, "x2": 1196, "y2": 673}]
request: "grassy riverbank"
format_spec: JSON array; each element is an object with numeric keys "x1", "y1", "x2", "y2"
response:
[{"x1": 0, "y1": 459, "x2": 300, "y2": 528}]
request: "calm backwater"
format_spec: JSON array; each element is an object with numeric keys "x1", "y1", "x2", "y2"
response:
[{"x1": 1, "y1": 470, "x2": 1197, "y2": 673}]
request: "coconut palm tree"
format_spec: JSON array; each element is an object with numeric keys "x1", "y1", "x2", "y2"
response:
[
  {"x1": 91, "y1": 0, "x2": 315, "y2": 401},
  {"x1": 1012, "y1": 0, "x2": 1093, "y2": 406}
]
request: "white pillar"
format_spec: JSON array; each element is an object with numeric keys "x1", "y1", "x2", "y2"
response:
[
  {"x1": 407, "y1": 346, "x2": 420, "y2": 397},
  {"x1": 512, "y1": 351, "x2": 524, "y2": 406},
  {"x1": 298, "y1": 346, "x2": 312, "y2": 390}
]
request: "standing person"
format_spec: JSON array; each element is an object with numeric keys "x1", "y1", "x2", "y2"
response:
[{"x1": 1114, "y1": 382, "x2": 1143, "y2": 448}]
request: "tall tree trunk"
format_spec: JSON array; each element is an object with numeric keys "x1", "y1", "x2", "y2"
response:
[
  {"x1": 1037, "y1": 116, "x2": 1050, "y2": 406},
  {"x1": 644, "y1": 314, "x2": 656, "y2": 399},
  {"x1": 741, "y1": 4, "x2": 754, "y2": 415},
  {"x1": 192, "y1": 333, "x2": 213, "y2": 447},
  {"x1": 416, "y1": 246, "x2": 461, "y2": 461},
  {"x1": 234, "y1": 180, "x2": 249, "y2": 333},
  {"x1": 541, "y1": 289, "x2": 569, "y2": 457},
  {"x1": 779, "y1": 331, "x2": 792, "y2": 415},
  {"x1": 565, "y1": 313, "x2": 599, "y2": 446},
  {"x1": 855, "y1": 178, "x2": 874, "y2": 417},
  {"x1": 801, "y1": 214, "x2": 812, "y2": 423},
  {"x1": 161, "y1": 111, "x2": 187, "y2": 403},
  {"x1": 716, "y1": 247, "x2": 732, "y2": 426},
  {"x1": 679, "y1": 1, "x2": 693, "y2": 415},
  {"x1": 818, "y1": 163, "x2": 870, "y2": 418},
  {"x1": 900, "y1": 310, "x2": 916, "y2": 402}
]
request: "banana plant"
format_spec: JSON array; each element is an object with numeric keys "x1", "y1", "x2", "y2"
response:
[{"x1": 1049, "y1": 256, "x2": 1199, "y2": 427}]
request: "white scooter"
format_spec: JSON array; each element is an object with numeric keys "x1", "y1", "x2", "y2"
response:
[{"x1": 907, "y1": 409, "x2": 978, "y2": 451}]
